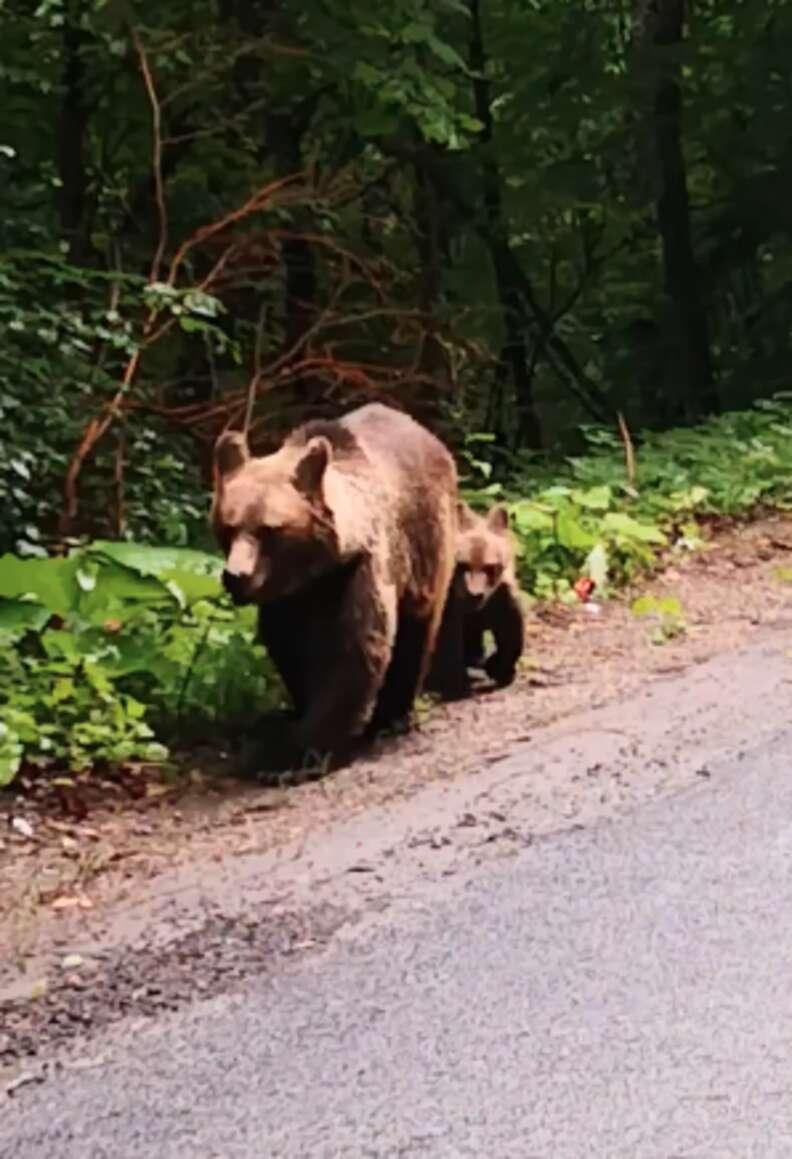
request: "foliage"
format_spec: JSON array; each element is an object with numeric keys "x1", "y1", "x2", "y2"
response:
[
  {"x1": 0, "y1": 250, "x2": 213, "y2": 552},
  {"x1": 0, "y1": 542, "x2": 282, "y2": 787},
  {"x1": 5, "y1": 0, "x2": 792, "y2": 787},
  {"x1": 463, "y1": 398, "x2": 792, "y2": 600},
  {"x1": 567, "y1": 398, "x2": 792, "y2": 522},
  {"x1": 631, "y1": 594, "x2": 686, "y2": 645},
  {"x1": 5, "y1": 0, "x2": 792, "y2": 551},
  {"x1": 2, "y1": 398, "x2": 792, "y2": 787}
]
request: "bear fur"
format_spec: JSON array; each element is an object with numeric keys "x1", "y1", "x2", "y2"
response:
[
  {"x1": 427, "y1": 500, "x2": 525, "y2": 698},
  {"x1": 211, "y1": 403, "x2": 458, "y2": 763}
]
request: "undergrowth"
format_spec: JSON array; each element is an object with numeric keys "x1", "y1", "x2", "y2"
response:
[
  {"x1": 464, "y1": 397, "x2": 792, "y2": 600},
  {"x1": 2, "y1": 399, "x2": 792, "y2": 788},
  {"x1": 0, "y1": 542, "x2": 282, "y2": 788}
]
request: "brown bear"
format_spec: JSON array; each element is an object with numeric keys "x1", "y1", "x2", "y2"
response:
[
  {"x1": 211, "y1": 403, "x2": 459, "y2": 764},
  {"x1": 428, "y1": 500, "x2": 525, "y2": 698}
]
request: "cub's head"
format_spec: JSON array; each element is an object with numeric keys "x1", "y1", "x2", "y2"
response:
[
  {"x1": 456, "y1": 502, "x2": 513, "y2": 609},
  {"x1": 211, "y1": 429, "x2": 337, "y2": 604}
]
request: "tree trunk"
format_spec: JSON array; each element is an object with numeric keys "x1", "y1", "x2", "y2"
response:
[
  {"x1": 56, "y1": 0, "x2": 91, "y2": 264},
  {"x1": 632, "y1": 0, "x2": 717, "y2": 421},
  {"x1": 412, "y1": 154, "x2": 455, "y2": 423},
  {"x1": 228, "y1": 0, "x2": 321, "y2": 401},
  {"x1": 468, "y1": 0, "x2": 543, "y2": 450},
  {"x1": 381, "y1": 133, "x2": 614, "y2": 426}
]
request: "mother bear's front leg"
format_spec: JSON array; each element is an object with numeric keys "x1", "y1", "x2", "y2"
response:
[{"x1": 292, "y1": 556, "x2": 398, "y2": 762}]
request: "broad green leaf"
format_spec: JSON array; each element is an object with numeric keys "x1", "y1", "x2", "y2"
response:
[
  {"x1": 602, "y1": 513, "x2": 667, "y2": 545},
  {"x1": 76, "y1": 561, "x2": 98, "y2": 592},
  {"x1": 656, "y1": 596, "x2": 683, "y2": 618},
  {"x1": 572, "y1": 485, "x2": 613, "y2": 511},
  {"x1": 0, "y1": 555, "x2": 80, "y2": 615},
  {"x1": 555, "y1": 509, "x2": 596, "y2": 550},
  {"x1": 51, "y1": 678, "x2": 76, "y2": 704},
  {"x1": 512, "y1": 503, "x2": 554, "y2": 533},
  {"x1": 630, "y1": 594, "x2": 683, "y2": 620},
  {"x1": 584, "y1": 543, "x2": 609, "y2": 588},
  {"x1": 0, "y1": 724, "x2": 23, "y2": 787},
  {"x1": 631, "y1": 595, "x2": 658, "y2": 618},
  {"x1": 182, "y1": 290, "x2": 222, "y2": 318},
  {"x1": 0, "y1": 598, "x2": 50, "y2": 635},
  {"x1": 161, "y1": 569, "x2": 222, "y2": 603},
  {"x1": 83, "y1": 563, "x2": 174, "y2": 607},
  {"x1": 88, "y1": 542, "x2": 222, "y2": 578},
  {"x1": 40, "y1": 630, "x2": 82, "y2": 662}
]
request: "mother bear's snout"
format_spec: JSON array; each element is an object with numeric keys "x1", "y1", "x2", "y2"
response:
[{"x1": 222, "y1": 567, "x2": 248, "y2": 604}]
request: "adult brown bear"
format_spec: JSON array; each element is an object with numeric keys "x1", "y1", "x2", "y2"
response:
[{"x1": 211, "y1": 403, "x2": 458, "y2": 764}]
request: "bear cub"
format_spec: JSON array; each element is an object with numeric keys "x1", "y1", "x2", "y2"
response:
[
  {"x1": 429, "y1": 500, "x2": 525, "y2": 698},
  {"x1": 211, "y1": 403, "x2": 458, "y2": 766}
]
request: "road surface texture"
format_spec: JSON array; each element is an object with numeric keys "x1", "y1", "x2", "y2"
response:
[{"x1": 3, "y1": 632, "x2": 792, "y2": 1157}]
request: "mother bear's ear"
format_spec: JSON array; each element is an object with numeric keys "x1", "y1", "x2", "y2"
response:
[
  {"x1": 293, "y1": 436, "x2": 332, "y2": 495},
  {"x1": 214, "y1": 430, "x2": 249, "y2": 480}
]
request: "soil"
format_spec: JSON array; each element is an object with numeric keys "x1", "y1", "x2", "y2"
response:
[{"x1": 1, "y1": 513, "x2": 791, "y2": 1080}]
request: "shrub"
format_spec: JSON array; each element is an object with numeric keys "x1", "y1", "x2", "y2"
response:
[
  {"x1": 0, "y1": 542, "x2": 282, "y2": 786},
  {"x1": 463, "y1": 398, "x2": 792, "y2": 600}
]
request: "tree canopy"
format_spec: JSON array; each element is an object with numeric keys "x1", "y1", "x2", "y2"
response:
[{"x1": 2, "y1": 0, "x2": 791, "y2": 551}]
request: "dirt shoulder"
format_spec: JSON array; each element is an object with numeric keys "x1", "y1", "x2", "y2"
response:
[{"x1": 1, "y1": 514, "x2": 791, "y2": 1075}]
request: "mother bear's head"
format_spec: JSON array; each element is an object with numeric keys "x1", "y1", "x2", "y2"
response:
[{"x1": 211, "y1": 429, "x2": 339, "y2": 605}]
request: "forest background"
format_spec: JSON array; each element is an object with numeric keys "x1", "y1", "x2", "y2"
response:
[{"x1": 2, "y1": 0, "x2": 792, "y2": 785}]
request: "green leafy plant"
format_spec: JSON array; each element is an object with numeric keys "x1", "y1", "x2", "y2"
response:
[
  {"x1": 0, "y1": 543, "x2": 282, "y2": 787},
  {"x1": 493, "y1": 484, "x2": 666, "y2": 601},
  {"x1": 476, "y1": 399, "x2": 792, "y2": 602},
  {"x1": 630, "y1": 594, "x2": 687, "y2": 645},
  {"x1": 4, "y1": 398, "x2": 792, "y2": 789}
]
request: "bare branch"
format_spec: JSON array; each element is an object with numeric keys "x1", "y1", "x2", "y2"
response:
[
  {"x1": 617, "y1": 411, "x2": 638, "y2": 494},
  {"x1": 128, "y1": 24, "x2": 167, "y2": 285}
]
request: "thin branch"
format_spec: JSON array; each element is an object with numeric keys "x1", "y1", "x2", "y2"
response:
[
  {"x1": 113, "y1": 420, "x2": 127, "y2": 537},
  {"x1": 61, "y1": 347, "x2": 143, "y2": 535},
  {"x1": 617, "y1": 411, "x2": 638, "y2": 494},
  {"x1": 203, "y1": 330, "x2": 219, "y2": 402},
  {"x1": 160, "y1": 36, "x2": 310, "y2": 111},
  {"x1": 128, "y1": 24, "x2": 167, "y2": 284},
  {"x1": 166, "y1": 174, "x2": 306, "y2": 287},
  {"x1": 60, "y1": 176, "x2": 310, "y2": 534},
  {"x1": 243, "y1": 304, "x2": 268, "y2": 437}
]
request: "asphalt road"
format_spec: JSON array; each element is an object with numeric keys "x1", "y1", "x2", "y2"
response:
[{"x1": 5, "y1": 725, "x2": 792, "y2": 1157}]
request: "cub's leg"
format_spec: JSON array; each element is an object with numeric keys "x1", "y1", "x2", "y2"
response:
[
  {"x1": 463, "y1": 609, "x2": 487, "y2": 671},
  {"x1": 483, "y1": 584, "x2": 525, "y2": 688}
]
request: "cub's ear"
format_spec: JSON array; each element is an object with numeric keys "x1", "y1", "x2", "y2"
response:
[
  {"x1": 214, "y1": 430, "x2": 249, "y2": 479},
  {"x1": 293, "y1": 436, "x2": 331, "y2": 495},
  {"x1": 486, "y1": 504, "x2": 510, "y2": 533},
  {"x1": 456, "y1": 500, "x2": 477, "y2": 531}
]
